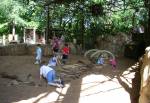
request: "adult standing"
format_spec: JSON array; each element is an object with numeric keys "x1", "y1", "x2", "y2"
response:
[{"x1": 51, "y1": 36, "x2": 59, "y2": 55}]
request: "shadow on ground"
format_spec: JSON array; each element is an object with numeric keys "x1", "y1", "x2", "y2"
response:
[{"x1": 0, "y1": 55, "x2": 140, "y2": 103}]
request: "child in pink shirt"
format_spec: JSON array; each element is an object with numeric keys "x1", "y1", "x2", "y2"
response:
[{"x1": 109, "y1": 58, "x2": 117, "y2": 70}]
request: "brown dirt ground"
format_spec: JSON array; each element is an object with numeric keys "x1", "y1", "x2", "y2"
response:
[{"x1": 0, "y1": 55, "x2": 140, "y2": 103}]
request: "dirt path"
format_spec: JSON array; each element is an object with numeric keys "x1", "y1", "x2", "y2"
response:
[{"x1": 0, "y1": 55, "x2": 139, "y2": 103}]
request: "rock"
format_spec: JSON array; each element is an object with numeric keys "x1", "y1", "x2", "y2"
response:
[
  {"x1": 26, "y1": 74, "x2": 34, "y2": 82},
  {"x1": 27, "y1": 82, "x2": 36, "y2": 86},
  {"x1": 18, "y1": 74, "x2": 28, "y2": 82},
  {"x1": 9, "y1": 80, "x2": 19, "y2": 86},
  {"x1": 0, "y1": 72, "x2": 18, "y2": 80},
  {"x1": 23, "y1": 81, "x2": 36, "y2": 86}
]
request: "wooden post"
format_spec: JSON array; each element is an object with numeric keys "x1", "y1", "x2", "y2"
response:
[
  {"x1": 43, "y1": 30, "x2": 46, "y2": 44},
  {"x1": 33, "y1": 28, "x2": 36, "y2": 44},
  {"x1": 45, "y1": 5, "x2": 50, "y2": 44},
  {"x1": 2, "y1": 35, "x2": 6, "y2": 46},
  {"x1": 23, "y1": 29, "x2": 26, "y2": 43}
]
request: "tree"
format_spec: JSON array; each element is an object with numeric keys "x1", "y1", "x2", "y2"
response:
[
  {"x1": 0, "y1": 0, "x2": 27, "y2": 37},
  {"x1": 143, "y1": 0, "x2": 150, "y2": 46},
  {"x1": 0, "y1": 0, "x2": 149, "y2": 46}
]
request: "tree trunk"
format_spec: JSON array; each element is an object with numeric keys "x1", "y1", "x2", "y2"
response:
[
  {"x1": 60, "y1": 16, "x2": 62, "y2": 28},
  {"x1": 144, "y1": 2, "x2": 150, "y2": 46},
  {"x1": 80, "y1": 16, "x2": 84, "y2": 50},
  {"x1": 46, "y1": 5, "x2": 50, "y2": 43}
]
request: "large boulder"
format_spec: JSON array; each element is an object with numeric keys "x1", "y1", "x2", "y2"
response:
[
  {"x1": 139, "y1": 47, "x2": 150, "y2": 103},
  {"x1": 96, "y1": 32, "x2": 130, "y2": 57}
]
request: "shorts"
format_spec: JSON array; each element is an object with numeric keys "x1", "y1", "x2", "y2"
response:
[
  {"x1": 62, "y1": 54, "x2": 68, "y2": 60},
  {"x1": 53, "y1": 48, "x2": 59, "y2": 52},
  {"x1": 46, "y1": 70, "x2": 56, "y2": 83}
]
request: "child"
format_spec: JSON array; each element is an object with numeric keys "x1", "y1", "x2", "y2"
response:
[
  {"x1": 48, "y1": 54, "x2": 58, "y2": 67},
  {"x1": 62, "y1": 43, "x2": 69, "y2": 64},
  {"x1": 97, "y1": 56, "x2": 104, "y2": 65},
  {"x1": 35, "y1": 44, "x2": 42, "y2": 64},
  {"x1": 40, "y1": 61, "x2": 64, "y2": 88},
  {"x1": 109, "y1": 58, "x2": 117, "y2": 70},
  {"x1": 52, "y1": 36, "x2": 59, "y2": 55}
]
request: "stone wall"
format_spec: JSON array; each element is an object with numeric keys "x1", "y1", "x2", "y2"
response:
[
  {"x1": 96, "y1": 32, "x2": 131, "y2": 57},
  {"x1": 139, "y1": 47, "x2": 150, "y2": 103},
  {"x1": 0, "y1": 44, "x2": 52, "y2": 56},
  {"x1": 0, "y1": 32, "x2": 131, "y2": 56}
]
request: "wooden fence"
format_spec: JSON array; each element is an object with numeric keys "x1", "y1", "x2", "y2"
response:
[{"x1": 0, "y1": 44, "x2": 52, "y2": 56}]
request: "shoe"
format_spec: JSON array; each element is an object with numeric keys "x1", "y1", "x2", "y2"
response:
[
  {"x1": 34, "y1": 61, "x2": 39, "y2": 64},
  {"x1": 56, "y1": 79, "x2": 64, "y2": 88},
  {"x1": 60, "y1": 80, "x2": 64, "y2": 86},
  {"x1": 58, "y1": 84, "x2": 64, "y2": 88}
]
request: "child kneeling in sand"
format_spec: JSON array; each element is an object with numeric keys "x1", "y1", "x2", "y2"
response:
[{"x1": 40, "y1": 61, "x2": 64, "y2": 88}]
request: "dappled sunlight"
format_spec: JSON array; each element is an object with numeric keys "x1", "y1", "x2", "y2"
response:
[
  {"x1": 14, "y1": 84, "x2": 70, "y2": 103},
  {"x1": 78, "y1": 74, "x2": 131, "y2": 103},
  {"x1": 121, "y1": 70, "x2": 135, "y2": 88},
  {"x1": 13, "y1": 64, "x2": 138, "y2": 103},
  {"x1": 13, "y1": 92, "x2": 48, "y2": 103},
  {"x1": 77, "y1": 62, "x2": 139, "y2": 103},
  {"x1": 120, "y1": 63, "x2": 138, "y2": 88},
  {"x1": 120, "y1": 76, "x2": 133, "y2": 88},
  {"x1": 36, "y1": 91, "x2": 61, "y2": 103},
  {"x1": 1, "y1": 56, "x2": 138, "y2": 103}
]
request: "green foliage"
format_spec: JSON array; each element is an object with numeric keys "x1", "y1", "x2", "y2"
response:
[
  {"x1": 111, "y1": 10, "x2": 134, "y2": 33},
  {"x1": 0, "y1": 0, "x2": 27, "y2": 35},
  {"x1": 0, "y1": 0, "x2": 148, "y2": 43},
  {"x1": 0, "y1": 0, "x2": 27, "y2": 25},
  {"x1": 0, "y1": 23, "x2": 9, "y2": 35}
]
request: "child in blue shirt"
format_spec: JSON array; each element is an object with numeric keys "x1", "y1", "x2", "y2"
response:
[
  {"x1": 97, "y1": 55, "x2": 104, "y2": 65},
  {"x1": 48, "y1": 54, "x2": 58, "y2": 67},
  {"x1": 35, "y1": 44, "x2": 42, "y2": 64}
]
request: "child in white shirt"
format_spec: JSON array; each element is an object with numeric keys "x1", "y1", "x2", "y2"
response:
[{"x1": 40, "y1": 61, "x2": 63, "y2": 88}]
